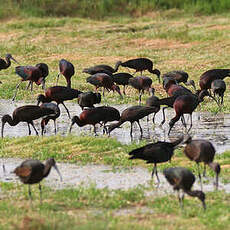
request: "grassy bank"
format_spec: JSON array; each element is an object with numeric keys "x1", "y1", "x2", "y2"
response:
[{"x1": 2, "y1": 0, "x2": 230, "y2": 19}]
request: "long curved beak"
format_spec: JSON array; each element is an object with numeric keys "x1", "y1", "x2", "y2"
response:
[
  {"x1": 1, "y1": 122, "x2": 5, "y2": 138},
  {"x1": 209, "y1": 94, "x2": 221, "y2": 108},
  {"x1": 41, "y1": 79, "x2": 46, "y2": 90},
  {"x1": 53, "y1": 164, "x2": 62, "y2": 182},
  {"x1": 69, "y1": 122, "x2": 74, "y2": 133},
  {"x1": 11, "y1": 56, "x2": 20, "y2": 65}
]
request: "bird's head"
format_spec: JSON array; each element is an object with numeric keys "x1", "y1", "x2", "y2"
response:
[
  {"x1": 37, "y1": 94, "x2": 46, "y2": 105},
  {"x1": 149, "y1": 87, "x2": 155, "y2": 96},
  {"x1": 114, "y1": 61, "x2": 122, "y2": 70},
  {"x1": 69, "y1": 116, "x2": 81, "y2": 133},
  {"x1": 6, "y1": 54, "x2": 19, "y2": 64},
  {"x1": 196, "y1": 191, "x2": 206, "y2": 210},
  {"x1": 46, "y1": 158, "x2": 62, "y2": 181},
  {"x1": 111, "y1": 85, "x2": 123, "y2": 98},
  {"x1": 1, "y1": 115, "x2": 11, "y2": 138},
  {"x1": 185, "y1": 80, "x2": 196, "y2": 91}
]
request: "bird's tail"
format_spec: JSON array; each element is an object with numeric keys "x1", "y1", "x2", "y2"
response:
[{"x1": 128, "y1": 146, "x2": 144, "y2": 159}]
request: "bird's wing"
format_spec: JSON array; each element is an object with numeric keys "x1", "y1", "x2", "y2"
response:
[{"x1": 14, "y1": 166, "x2": 31, "y2": 177}]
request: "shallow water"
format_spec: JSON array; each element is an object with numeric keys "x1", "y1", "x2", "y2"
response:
[{"x1": 0, "y1": 99, "x2": 230, "y2": 153}]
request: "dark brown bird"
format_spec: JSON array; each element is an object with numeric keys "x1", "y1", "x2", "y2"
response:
[
  {"x1": 14, "y1": 158, "x2": 62, "y2": 204},
  {"x1": 128, "y1": 76, "x2": 153, "y2": 105},
  {"x1": 13, "y1": 64, "x2": 48, "y2": 101},
  {"x1": 128, "y1": 136, "x2": 183, "y2": 184},
  {"x1": 112, "y1": 72, "x2": 133, "y2": 95},
  {"x1": 26, "y1": 63, "x2": 49, "y2": 91},
  {"x1": 183, "y1": 136, "x2": 221, "y2": 190},
  {"x1": 108, "y1": 105, "x2": 159, "y2": 137},
  {"x1": 82, "y1": 63, "x2": 120, "y2": 76},
  {"x1": 146, "y1": 88, "x2": 160, "y2": 123},
  {"x1": 0, "y1": 53, "x2": 19, "y2": 71},
  {"x1": 199, "y1": 69, "x2": 230, "y2": 91},
  {"x1": 211, "y1": 79, "x2": 226, "y2": 105},
  {"x1": 1, "y1": 105, "x2": 56, "y2": 138},
  {"x1": 116, "y1": 58, "x2": 161, "y2": 82},
  {"x1": 77, "y1": 91, "x2": 101, "y2": 110},
  {"x1": 163, "y1": 71, "x2": 196, "y2": 90},
  {"x1": 164, "y1": 167, "x2": 206, "y2": 210},
  {"x1": 57, "y1": 59, "x2": 75, "y2": 88},
  {"x1": 40, "y1": 103, "x2": 61, "y2": 136},
  {"x1": 69, "y1": 106, "x2": 120, "y2": 135},
  {"x1": 86, "y1": 73, "x2": 122, "y2": 98},
  {"x1": 168, "y1": 90, "x2": 216, "y2": 135},
  {"x1": 37, "y1": 86, "x2": 83, "y2": 119}
]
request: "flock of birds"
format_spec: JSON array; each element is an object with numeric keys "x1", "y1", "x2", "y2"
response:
[{"x1": 0, "y1": 53, "x2": 227, "y2": 210}]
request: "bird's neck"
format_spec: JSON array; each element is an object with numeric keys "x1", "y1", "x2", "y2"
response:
[
  {"x1": 5, "y1": 115, "x2": 19, "y2": 126},
  {"x1": 43, "y1": 164, "x2": 52, "y2": 178},
  {"x1": 74, "y1": 117, "x2": 86, "y2": 127},
  {"x1": 5, "y1": 57, "x2": 11, "y2": 68},
  {"x1": 185, "y1": 190, "x2": 200, "y2": 198},
  {"x1": 67, "y1": 79, "x2": 71, "y2": 88}
]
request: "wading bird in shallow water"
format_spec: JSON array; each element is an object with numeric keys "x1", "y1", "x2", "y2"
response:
[
  {"x1": 1, "y1": 105, "x2": 57, "y2": 138},
  {"x1": 14, "y1": 158, "x2": 62, "y2": 204},
  {"x1": 77, "y1": 91, "x2": 101, "y2": 110},
  {"x1": 164, "y1": 167, "x2": 206, "y2": 210},
  {"x1": 183, "y1": 136, "x2": 221, "y2": 190},
  {"x1": 57, "y1": 59, "x2": 75, "y2": 88},
  {"x1": 115, "y1": 58, "x2": 161, "y2": 82},
  {"x1": 0, "y1": 53, "x2": 19, "y2": 71},
  {"x1": 128, "y1": 136, "x2": 183, "y2": 185},
  {"x1": 37, "y1": 86, "x2": 83, "y2": 119}
]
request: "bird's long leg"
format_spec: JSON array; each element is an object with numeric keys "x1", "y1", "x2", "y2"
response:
[
  {"x1": 181, "y1": 115, "x2": 186, "y2": 128},
  {"x1": 12, "y1": 81, "x2": 22, "y2": 101},
  {"x1": 27, "y1": 123, "x2": 31, "y2": 135},
  {"x1": 56, "y1": 73, "x2": 60, "y2": 86},
  {"x1": 61, "y1": 102, "x2": 71, "y2": 119},
  {"x1": 123, "y1": 85, "x2": 126, "y2": 95},
  {"x1": 103, "y1": 87, "x2": 105, "y2": 97},
  {"x1": 136, "y1": 120, "x2": 143, "y2": 137},
  {"x1": 93, "y1": 125, "x2": 98, "y2": 136},
  {"x1": 30, "y1": 82, "x2": 33, "y2": 92},
  {"x1": 26, "y1": 81, "x2": 31, "y2": 90},
  {"x1": 161, "y1": 107, "x2": 168, "y2": 126},
  {"x1": 39, "y1": 183, "x2": 42, "y2": 205},
  {"x1": 28, "y1": 185, "x2": 32, "y2": 205},
  {"x1": 203, "y1": 163, "x2": 206, "y2": 177},
  {"x1": 30, "y1": 121, "x2": 39, "y2": 136},
  {"x1": 138, "y1": 90, "x2": 142, "y2": 105},
  {"x1": 155, "y1": 163, "x2": 160, "y2": 185},
  {"x1": 152, "y1": 112, "x2": 156, "y2": 124},
  {"x1": 197, "y1": 163, "x2": 203, "y2": 191},
  {"x1": 151, "y1": 164, "x2": 155, "y2": 179},
  {"x1": 187, "y1": 114, "x2": 193, "y2": 133},
  {"x1": 54, "y1": 120, "x2": 57, "y2": 135},
  {"x1": 130, "y1": 122, "x2": 133, "y2": 138}
]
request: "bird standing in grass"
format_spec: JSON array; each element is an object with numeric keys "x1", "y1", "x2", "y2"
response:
[
  {"x1": 14, "y1": 158, "x2": 62, "y2": 204},
  {"x1": 164, "y1": 167, "x2": 206, "y2": 210},
  {"x1": 128, "y1": 136, "x2": 183, "y2": 184},
  {"x1": 0, "y1": 53, "x2": 19, "y2": 71}
]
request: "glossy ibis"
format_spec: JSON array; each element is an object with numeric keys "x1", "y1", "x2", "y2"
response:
[
  {"x1": 163, "y1": 71, "x2": 196, "y2": 90},
  {"x1": 1, "y1": 105, "x2": 57, "y2": 138},
  {"x1": 82, "y1": 63, "x2": 120, "y2": 76},
  {"x1": 40, "y1": 103, "x2": 61, "y2": 136},
  {"x1": 168, "y1": 90, "x2": 218, "y2": 135},
  {"x1": 112, "y1": 72, "x2": 133, "y2": 95},
  {"x1": 0, "y1": 53, "x2": 19, "y2": 71},
  {"x1": 69, "y1": 106, "x2": 120, "y2": 135},
  {"x1": 77, "y1": 91, "x2": 101, "y2": 110},
  {"x1": 13, "y1": 65, "x2": 47, "y2": 101},
  {"x1": 129, "y1": 136, "x2": 183, "y2": 184},
  {"x1": 26, "y1": 63, "x2": 49, "y2": 91},
  {"x1": 37, "y1": 86, "x2": 83, "y2": 119},
  {"x1": 199, "y1": 69, "x2": 230, "y2": 91},
  {"x1": 86, "y1": 73, "x2": 122, "y2": 98},
  {"x1": 14, "y1": 158, "x2": 62, "y2": 204},
  {"x1": 116, "y1": 58, "x2": 161, "y2": 82},
  {"x1": 108, "y1": 105, "x2": 159, "y2": 137},
  {"x1": 183, "y1": 136, "x2": 221, "y2": 190},
  {"x1": 128, "y1": 76, "x2": 153, "y2": 104},
  {"x1": 164, "y1": 167, "x2": 206, "y2": 210},
  {"x1": 146, "y1": 88, "x2": 160, "y2": 123},
  {"x1": 211, "y1": 79, "x2": 226, "y2": 105},
  {"x1": 57, "y1": 59, "x2": 75, "y2": 88}
]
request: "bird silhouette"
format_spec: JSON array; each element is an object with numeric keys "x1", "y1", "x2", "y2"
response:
[
  {"x1": 77, "y1": 91, "x2": 101, "y2": 110},
  {"x1": 164, "y1": 167, "x2": 206, "y2": 210},
  {"x1": 116, "y1": 58, "x2": 161, "y2": 82},
  {"x1": 83, "y1": 63, "x2": 120, "y2": 76},
  {"x1": 86, "y1": 73, "x2": 122, "y2": 98},
  {"x1": 0, "y1": 53, "x2": 19, "y2": 71},
  {"x1": 112, "y1": 72, "x2": 133, "y2": 95},
  {"x1": 183, "y1": 136, "x2": 221, "y2": 190},
  {"x1": 1, "y1": 105, "x2": 57, "y2": 138},
  {"x1": 108, "y1": 105, "x2": 159, "y2": 137},
  {"x1": 128, "y1": 76, "x2": 153, "y2": 104},
  {"x1": 211, "y1": 79, "x2": 226, "y2": 105},
  {"x1": 40, "y1": 103, "x2": 61, "y2": 136},
  {"x1": 57, "y1": 59, "x2": 75, "y2": 88},
  {"x1": 69, "y1": 106, "x2": 120, "y2": 135},
  {"x1": 129, "y1": 136, "x2": 183, "y2": 184},
  {"x1": 14, "y1": 158, "x2": 62, "y2": 204},
  {"x1": 199, "y1": 69, "x2": 230, "y2": 91},
  {"x1": 37, "y1": 86, "x2": 82, "y2": 119}
]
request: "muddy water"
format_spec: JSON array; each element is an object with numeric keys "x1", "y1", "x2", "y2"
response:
[
  {"x1": 1, "y1": 158, "x2": 229, "y2": 194},
  {"x1": 0, "y1": 99, "x2": 230, "y2": 153}
]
